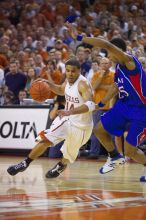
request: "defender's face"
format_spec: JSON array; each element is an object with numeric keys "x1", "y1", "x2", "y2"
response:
[{"x1": 66, "y1": 65, "x2": 80, "y2": 85}]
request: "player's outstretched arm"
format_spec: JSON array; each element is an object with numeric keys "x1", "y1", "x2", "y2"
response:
[
  {"x1": 82, "y1": 37, "x2": 124, "y2": 60},
  {"x1": 46, "y1": 79, "x2": 66, "y2": 96},
  {"x1": 82, "y1": 37, "x2": 135, "y2": 70}
]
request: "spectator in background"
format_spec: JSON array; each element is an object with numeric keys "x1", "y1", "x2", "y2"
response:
[
  {"x1": 33, "y1": 54, "x2": 45, "y2": 76},
  {"x1": 3, "y1": 90, "x2": 15, "y2": 106},
  {"x1": 0, "y1": 84, "x2": 9, "y2": 105},
  {"x1": 48, "y1": 48, "x2": 56, "y2": 62},
  {"x1": 63, "y1": 27, "x2": 74, "y2": 46},
  {"x1": 84, "y1": 47, "x2": 92, "y2": 77},
  {"x1": 86, "y1": 59, "x2": 99, "y2": 83},
  {"x1": 0, "y1": 66, "x2": 5, "y2": 87},
  {"x1": 23, "y1": 36, "x2": 34, "y2": 50},
  {"x1": 76, "y1": 47, "x2": 92, "y2": 76},
  {"x1": 54, "y1": 15, "x2": 67, "y2": 38},
  {"x1": 0, "y1": 86, "x2": 4, "y2": 105},
  {"x1": 55, "y1": 49, "x2": 66, "y2": 75},
  {"x1": 18, "y1": 89, "x2": 28, "y2": 105},
  {"x1": 5, "y1": 61, "x2": 27, "y2": 103},
  {"x1": 0, "y1": 44, "x2": 13, "y2": 62},
  {"x1": 27, "y1": 57, "x2": 41, "y2": 77},
  {"x1": 46, "y1": 29, "x2": 56, "y2": 51},
  {"x1": 35, "y1": 40, "x2": 49, "y2": 63},
  {"x1": 139, "y1": 57, "x2": 146, "y2": 72},
  {"x1": 39, "y1": 60, "x2": 63, "y2": 99},
  {"x1": 91, "y1": 49, "x2": 102, "y2": 63},
  {"x1": 0, "y1": 49, "x2": 9, "y2": 69},
  {"x1": 40, "y1": 2, "x2": 56, "y2": 25},
  {"x1": 88, "y1": 57, "x2": 114, "y2": 159},
  {"x1": 21, "y1": 62, "x2": 30, "y2": 76},
  {"x1": 25, "y1": 67, "x2": 37, "y2": 96},
  {"x1": 27, "y1": 57, "x2": 36, "y2": 69},
  {"x1": 55, "y1": 39, "x2": 69, "y2": 61},
  {"x1": 17, "y1": 51, "x2": 28, "y2": 70}
]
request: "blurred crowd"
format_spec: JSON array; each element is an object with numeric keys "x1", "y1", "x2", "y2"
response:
[{"x1": 0, "y1": 0, "x2": 146, "y2": 159}]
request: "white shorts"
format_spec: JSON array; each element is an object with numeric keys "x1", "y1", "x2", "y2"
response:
[{"x1": 37, "y1": 116, "x2": 93, "y2": 163}]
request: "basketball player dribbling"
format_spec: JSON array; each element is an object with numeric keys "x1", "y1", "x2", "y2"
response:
[
  {"x1": 7, "y1": 58, "x2": 95, "y2": 178},
  {"x1": 79, "y1": 36, "x2": 146, "y2": 182}
]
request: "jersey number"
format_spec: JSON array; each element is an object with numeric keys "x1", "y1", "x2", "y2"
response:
[
  {"x1": 118, "y1": 86, "x2": 129, "y2": 99},
  {"x1": 66, "y1": 102, "x2": 74, "y2": 111}
]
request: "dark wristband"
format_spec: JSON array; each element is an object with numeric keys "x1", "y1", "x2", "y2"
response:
[
  {"x1": 98, "y1": 101, "x2": 105, "y2": 107},
  {"x1": 76, "y1": 35, "x2": 83, "y2": 41}
]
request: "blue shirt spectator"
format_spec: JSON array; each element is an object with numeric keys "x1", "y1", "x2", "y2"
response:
[{"x1": 5, "y1": 61, "x2": 27, "y2": 103}]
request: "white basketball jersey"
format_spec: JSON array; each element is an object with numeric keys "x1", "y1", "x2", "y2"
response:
[{"x1": 65, "y1": 75, "x2": 93, "y2": 128}]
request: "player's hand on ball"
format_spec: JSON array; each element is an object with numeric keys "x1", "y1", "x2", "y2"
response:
[
  {"x1": 31, "y1": 78, "x2": 43, "y2": 85},
  {"x1": 33, "y1": 78, "x2": 46, "y2": 83},
  {"x1": 32, "y1": 78, "x2": 50, "y2": 87}
]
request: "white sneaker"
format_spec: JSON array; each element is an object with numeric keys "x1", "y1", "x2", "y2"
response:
[{"x1": 99, "y1": 155, "x2": 125, "y2": 174}]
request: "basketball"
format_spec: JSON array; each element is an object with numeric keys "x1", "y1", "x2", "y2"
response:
[{"x1": 29, "y1": 81, "x2": 50, "y2": 102}]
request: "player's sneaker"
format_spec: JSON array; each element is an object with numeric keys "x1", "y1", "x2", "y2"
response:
[
  {"x1": 99, "y1": 155, "x2": 125, "y2": 174},
  {"x1": 140, "y1": 174, "x2": 146, "y2": 182},
  {"x1": 45, "y1": 161, "x2": 67, "y2": 178},
  {"x1": 7, "y1": 160, "x2": 28, "y2": 176}
]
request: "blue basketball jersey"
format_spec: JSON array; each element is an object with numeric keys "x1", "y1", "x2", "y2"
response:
[
  {"x1": 114, "y1": 56, "x2": 146, "y2": 107},
  {"x1": 101, "y1": 55, "x2": 146, "y2": 146}
]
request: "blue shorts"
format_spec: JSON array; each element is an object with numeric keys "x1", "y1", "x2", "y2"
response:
[{"x1": 101, "y1": 101, "x2": 146, "y2": 146}]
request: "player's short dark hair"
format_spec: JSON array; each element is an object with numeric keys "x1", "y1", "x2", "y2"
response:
[
  {"x1": 110, "y1": 38, "x2": 126, "y2": 52},
  {"x1": 65, "y1": 58, "x2": 81, "y2": 69}
]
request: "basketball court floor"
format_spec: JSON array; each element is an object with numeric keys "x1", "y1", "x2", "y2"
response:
[{"x1": 1, "y1": 156, "x2": 146, "y2": 220}]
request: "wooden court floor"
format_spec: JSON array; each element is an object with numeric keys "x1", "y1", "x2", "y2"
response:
[{"x1": 1, "y1": 156, "x2": 146, "y2": 220}]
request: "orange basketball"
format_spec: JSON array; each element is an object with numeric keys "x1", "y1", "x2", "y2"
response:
[{"x1": 29, "y1": 81, "x2": 50, "y2": 102}]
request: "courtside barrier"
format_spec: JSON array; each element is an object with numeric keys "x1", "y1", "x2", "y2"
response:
[{"x1": 0, "y1": 106, "x2": 51, "y2": 149}]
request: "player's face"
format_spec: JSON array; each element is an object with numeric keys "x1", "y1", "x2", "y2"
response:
[{"x1": 66, "y1": 65, "x2": 80, "y2": 84}]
